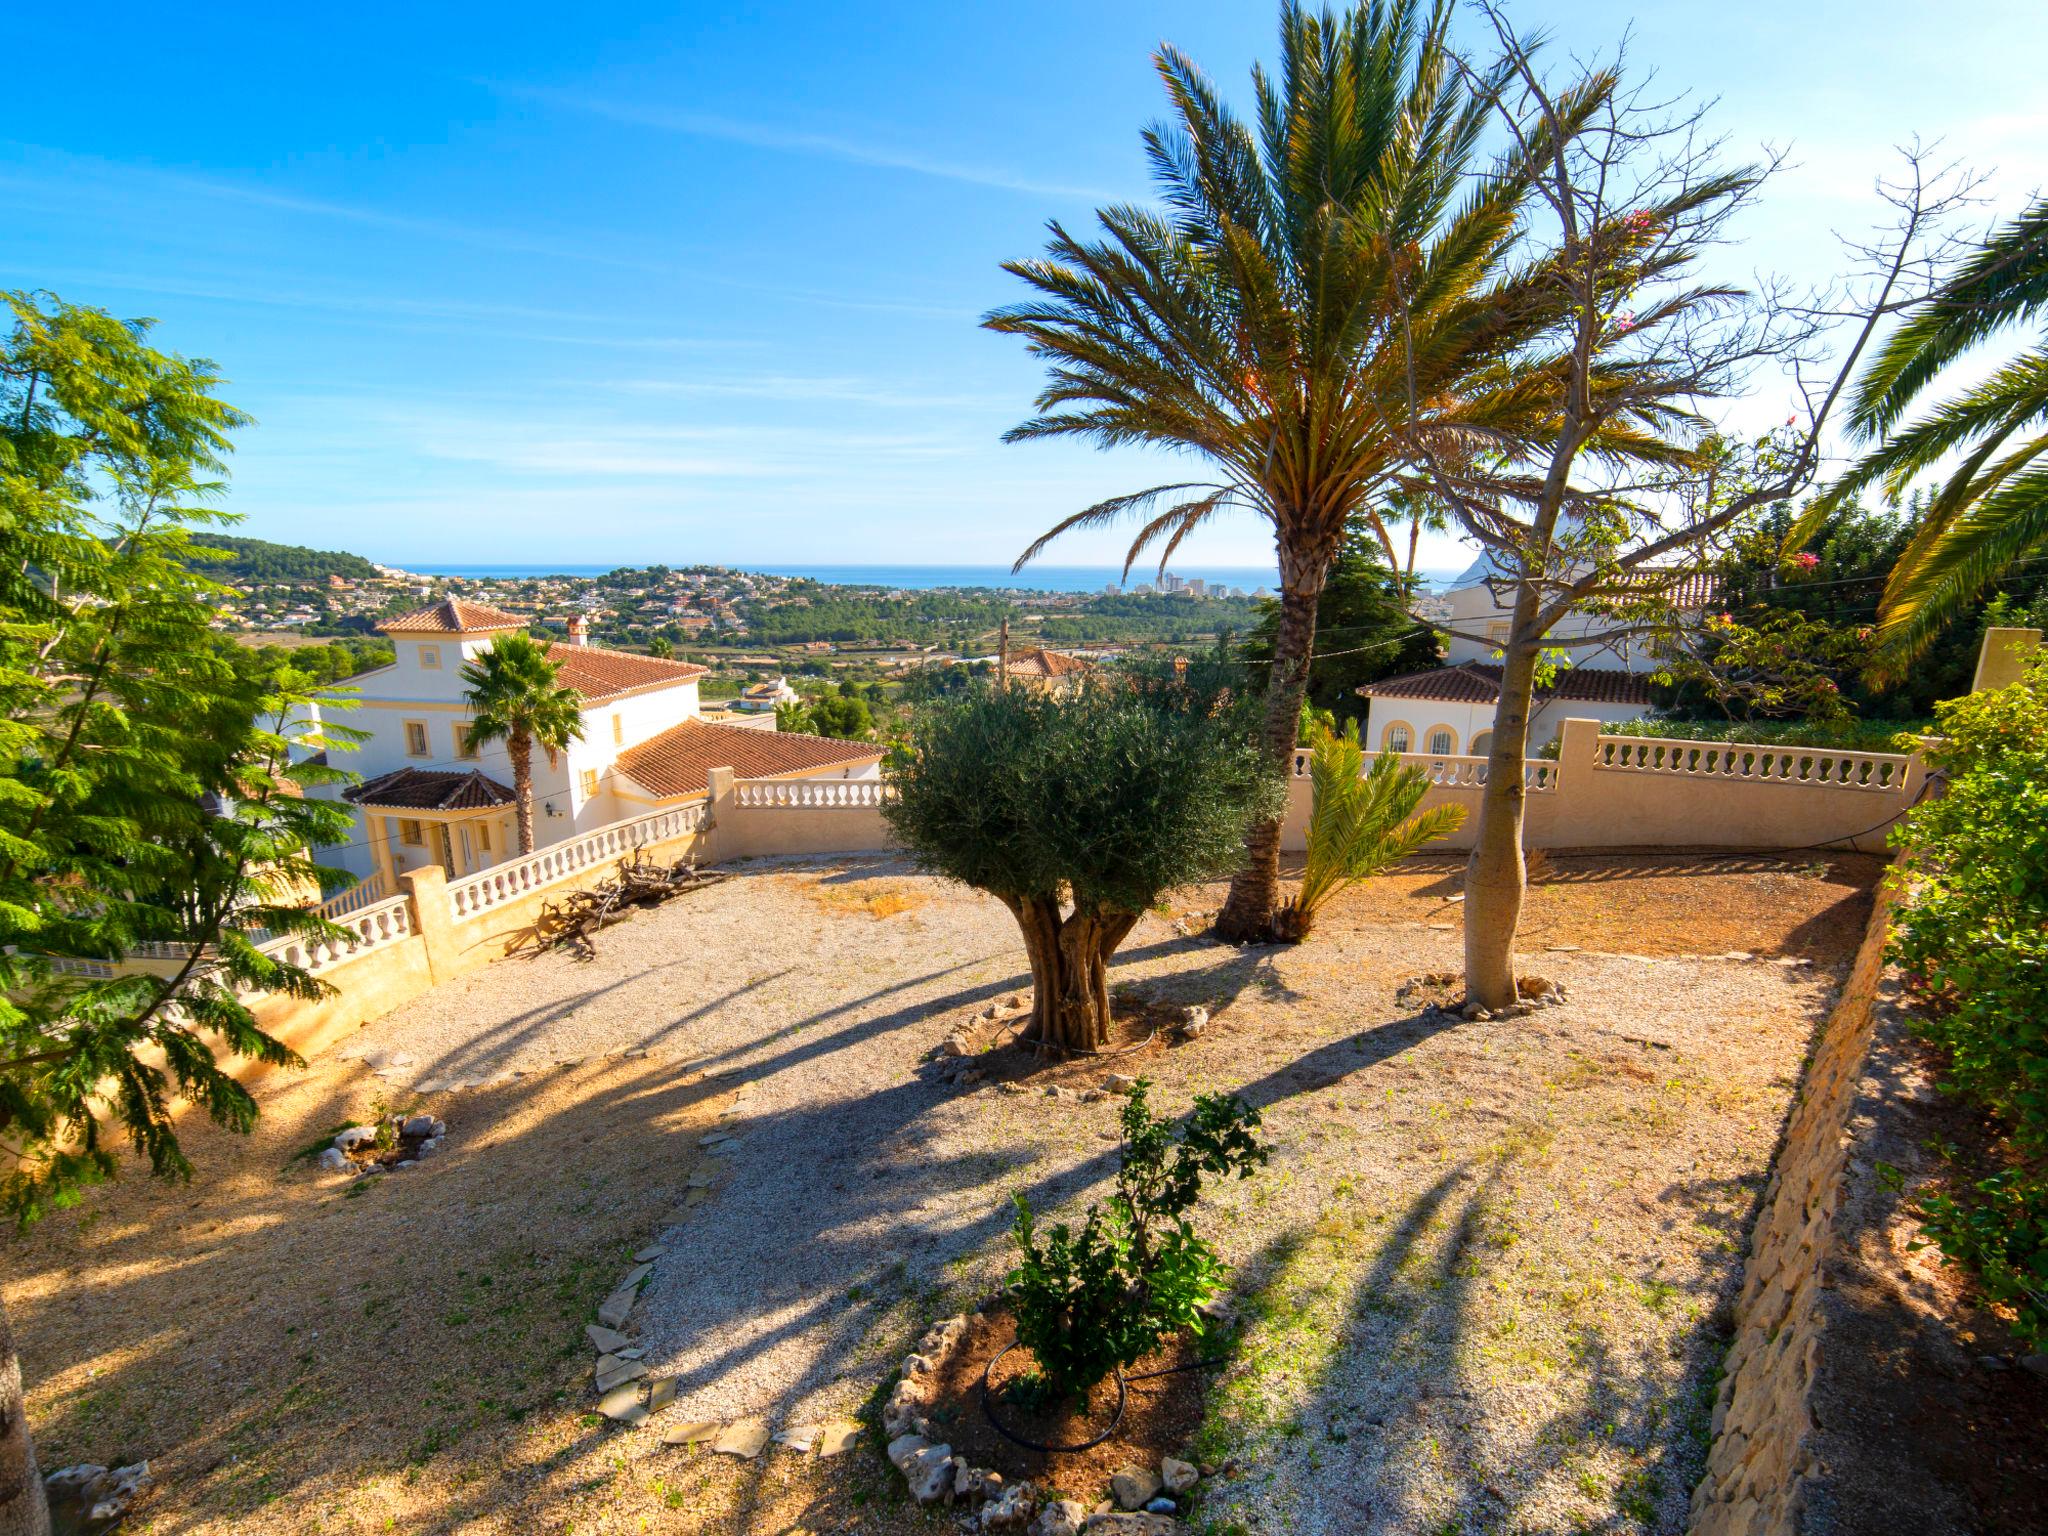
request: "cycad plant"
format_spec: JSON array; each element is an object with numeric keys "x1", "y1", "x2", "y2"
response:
[
  {"x1": 986, "y1": 0, "x2": 1573, "y2": 942},
  {"x1": 1275, "y1": 719, "x2": 1465, "y2": 941},
  {"x1": 461, "y1": 633, "x2": 585, "y2": 853},
  {"x1": 1805, "y1": 197, "x2": 2048, "y2": 673}
]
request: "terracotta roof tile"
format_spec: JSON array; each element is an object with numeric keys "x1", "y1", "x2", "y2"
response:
[
  {"x1": 1003, "y1": 647, "x2": 1095, "y2": 678},
  {"x1": 616, "y1": 720, "x2": 882, "y2": 800},
  {"x1": 546, "y1": 643, "x2": 708, "y2": 702},
  {"x1": 1359, "y1": 662, "x2": 1653, "y2": 707},
  {"x1": 344, "y1": 767, "x2": 517, "y2": 811},
  {"x1": 378, "y1": 598, "x2": 527, "y2": 633}
]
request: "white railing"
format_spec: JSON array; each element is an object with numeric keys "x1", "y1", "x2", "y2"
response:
[
  {"x1": 733, "y1": 778, "x2": 896, "y2": 810},
  {"x1": 444, "y1": 801, "x2": 707, "y2": 920},
  {"x1": 1593, "y1": 736, "x2": 1915, "y2": 792},
  {"x1": 255, "y1": 892, "x2": 416, "y2": 976},
  {"x1": 316, "y1": 868, "x2": 392, "y2": 919},
  {"x1": 1288, "y1": 748, "x2": 1558, "y2": 793}
]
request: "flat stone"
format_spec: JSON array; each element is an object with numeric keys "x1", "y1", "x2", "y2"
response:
[
  {"x1": 684, "y1": 1188, "x2": 708, "y2": 1207},
  {"x1": 614, "y1": 1346, "x2": 647, "y2": 1360},
  {"x1": 697, "y1": 1131, "x2": 734, "y2": 1147},
  {"x1": 817, "y1": 1419, "x2": 861, "y2": 1457},
  {"x1": 686, "y1": 1171, "x2": 714, "y2": 1189},
  {"x1": 1545, "y1": 944, "x2": 1582, "y2": 952},
  {"x1": 708, "y1": 1140, "x2": 739, "y2": 1156},
  {"x1": 660, "y1": 1418, "x2": 721, "y2": 1447},
  {"x1": 586, "y1": 1324, "x2": 631, "y2": 1353},
  {"x1": 633, "y1": 1245, "x2": 667, "y2": 1263},
  {"x1": 597, "y1": 1384, "x2": 648, "y2": 1424},
  {"x1": 616, "y1": 1262, "x2": 653, "y2": 1291},
  {"x1": 713, "y1": 1419, "x2": 771, "y2": 1459},
  {"x1": 646, "y1": 1378, "x2": 676, "y2": 1412},
  {"x1": 596, "y1": 1290, "x2": 636, "y2": 1329},
  {"x1": 774, "y1": 1423, "x2": 820, "y2": 1452},
  {"x1": 595, "y1": 1355, "x2": 648, "y2": 1393},
  {"x1": 1110, "y1": 1465, "x2": 1162, "y2": 1510}
]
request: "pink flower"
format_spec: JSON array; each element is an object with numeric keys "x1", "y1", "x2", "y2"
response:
[{"x1": 1791, "y1": 552, "x2": 1820, "y2": 570}]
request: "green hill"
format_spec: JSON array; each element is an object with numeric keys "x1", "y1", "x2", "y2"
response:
[{"x1": 185, "y1": 533, "x2": 379, "y2": 583}]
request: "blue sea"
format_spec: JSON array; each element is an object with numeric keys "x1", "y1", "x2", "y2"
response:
[
  {"x1": 417, "y1": 561, "x2": 1288, "y2": 594},
  {"x1": 413, "y1": 560, "x2": 1471, "y2": 593}
]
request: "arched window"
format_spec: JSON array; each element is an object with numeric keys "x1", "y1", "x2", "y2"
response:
[
  {"x1": 1426, "y1": 727, "x2": 1456, "y2": 756},
  {"x1": 1382, "y1": 721, "x2": 1413, "y2": 754},
  {"x1": 1468, "y1": 731, "x2": 1493, "y2": 758}
]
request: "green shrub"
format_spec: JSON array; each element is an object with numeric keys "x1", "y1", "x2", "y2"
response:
[
  {"x1": 1889, "y1": 653, "x2": 2048, "y2": 1339},
  {"x1": 1005, "y1": 1081, "x2": 1267, "y2": 1400}
]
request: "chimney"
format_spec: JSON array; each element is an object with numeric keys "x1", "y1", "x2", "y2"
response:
[{"x1": 566, "y1": 614, "x2": 590, "y2": 647}]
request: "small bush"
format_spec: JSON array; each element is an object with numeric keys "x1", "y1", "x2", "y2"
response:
[
  {"x1": 1889, "y1": 653, "x2": 2048, "y2": 1340},
  {"x1": 1005, "y1": 1081, "x2": 1267, "y2": 1400}
]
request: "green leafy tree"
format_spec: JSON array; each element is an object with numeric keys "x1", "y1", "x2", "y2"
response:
[
  {"x1": 645, "y1": 633, "x2": 675, "y2": 659},
  {"x1": 1888, "y1": 649, "x2": 2048, "y2": 1341},
  {"x1": 1801, "y1": 198, "x2": 2048, "y2": 672},
  {"x1": 806, "y1": 690, "x2": 873, "y2": 740},
  {"x1": 460, "y1": 633, "x2": 585, "y2": 854},
  {"x1": 1276, "y1": 721, "x2": 1465, "y2": 941},
  {"x1": 1007, "y1": 1080, "x2": 1267, "y2": 1401},
  {"x1": 986, "y1": 0, "x2": 1584, "y2": 944},
  {"x1": 884, "y1": 687, "x2": 1281, "y2": 1052},
  {"x1": 0, "y1": 291, "x2": 358, "y2": 1535}
]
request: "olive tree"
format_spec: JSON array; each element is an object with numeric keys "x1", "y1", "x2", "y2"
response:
[{"x1": 884, "y1": 686, "x2": 1281, "y2": 1053}]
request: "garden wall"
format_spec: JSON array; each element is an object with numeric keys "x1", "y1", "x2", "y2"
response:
[
  {"x1": 1684, "y1": 869, "x2": 1902, "y2": 1536},
  {"x1": 1280, "y1": 716, "x2": 1926, "y2": 855}
]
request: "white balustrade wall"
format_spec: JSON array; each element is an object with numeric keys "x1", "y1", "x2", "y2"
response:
[{"x1": 445, "y1": 802, "x2": 706, "y2": 921}]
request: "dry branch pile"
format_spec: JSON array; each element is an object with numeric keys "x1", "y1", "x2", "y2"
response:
[{"x1": 513, "y1": 850, "x2": 728, "y2": 960}]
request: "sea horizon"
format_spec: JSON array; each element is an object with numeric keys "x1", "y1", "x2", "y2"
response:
[{"x1": 404, "y1": 560, "x2": 1468, "y2": 593}]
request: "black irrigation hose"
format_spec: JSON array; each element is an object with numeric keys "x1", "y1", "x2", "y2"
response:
[{"x1": 978, "y1": 1343, "x2": 1230, "y2": 1455}]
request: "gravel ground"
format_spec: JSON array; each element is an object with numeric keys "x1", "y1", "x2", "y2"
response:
[{"x1": 334, "y1": 852, "x2": 1849, "y2": 1535}]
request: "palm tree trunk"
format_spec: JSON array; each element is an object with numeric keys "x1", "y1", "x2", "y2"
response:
[
  {"x1": 510, "y1": 728, "x2": 535, "y2": 854},
  {"x1": 0, "y1": 1295, "x2": 50, "y2": 1536},
  {"x1": 1216, "y1": 551, "x2": 1325, "y2": 943},
  {"x1": 1462, "y1": 637, "x2": 1542, "y2": 1011}
]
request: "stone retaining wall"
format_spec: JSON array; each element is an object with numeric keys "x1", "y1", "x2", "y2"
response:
[{"x1": 1686, "y1": 866, "x2": 1903, "y2": 1535}]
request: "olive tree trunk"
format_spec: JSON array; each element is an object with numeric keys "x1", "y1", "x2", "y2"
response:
[
  {"x1": 1462, "y1": 634, "x2": 1543, "y2": 1011},
  {"x1": 1215, "y1": 547, "x2": 1327, "y2": 943},
  {"x1": 1003, "y1": 895, "x2": 1140, "y2": 1053},
  {"x1": 0, "y1": 1295, "x2": 49, "y2": 1536}
]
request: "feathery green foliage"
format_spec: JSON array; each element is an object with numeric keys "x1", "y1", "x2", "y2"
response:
[
  {"x1": 1808, "y1": 198, "x2": 2048, "y2": 672},
  {"x1": 460, "y1": 632, "x2": 584, "y2": 854},
  {"x1": 1277, "y1": 720, "x2": 1464, "y2": 940},
  {"x1": 985, "y1": 0, "x2": 1595, "y2": 938},
  {"x1": 0, "y1": 290, "x2": 359, "y2": 1225}
]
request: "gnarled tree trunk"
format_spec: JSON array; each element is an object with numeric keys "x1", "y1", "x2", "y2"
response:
[
  {"x1": 1215, "y1": 543, "x2": 1329, "y2": 943},
  {"x1": 1003, "y1": 894, "x2": 1140, "y2": 1053},
  {"x1": 0, "y1": 1296, "x2": 50, "y2": 1536},
  {"x1": 1462, "y1": 634, "x2": 1543, "y2": 1011}
]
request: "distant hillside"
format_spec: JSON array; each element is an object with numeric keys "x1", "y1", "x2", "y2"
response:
[{"x1": 185, "y1": 533, "x2": 379, "y2": 583}]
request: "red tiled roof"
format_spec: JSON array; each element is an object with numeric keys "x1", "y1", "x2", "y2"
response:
[
  {"x1": 378, "y1": 598, "x2": 527, "y2": 633},
  {"x1": 1359, "y1": 662, "x2": 1654, "y2": 707},
  {"x1": 1003, "y1": 647, "x2": 1096, "y2": 678},
  {"x1": 344, "y1": 767, "x2": 517, "y2": 811},
  {"x1": 616, "y1": 720, "x2": 882, "y2": 800},
  {"x1": 546, "y1": 643, "x2": 708, "y2": 702}
]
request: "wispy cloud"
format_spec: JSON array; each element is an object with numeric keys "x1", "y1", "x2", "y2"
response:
[
  {"x1": 601, "y1": 373, "x2": 1008, "y2": 411},
  {"x1": 498, "y1": 85, "x2": 1122, "y2": 201}
]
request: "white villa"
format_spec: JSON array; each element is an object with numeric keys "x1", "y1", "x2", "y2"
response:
[
  {"x1": 320, "y1": 599, "x2": 881, "y2": 888},
  {"x1": 1359, "y1": 554, "x2": 1711, "y2": 757}
]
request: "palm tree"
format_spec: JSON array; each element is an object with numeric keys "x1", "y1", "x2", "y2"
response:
[
  {"x1": 1810, "y1": 197, "x2": 2048, "y2": 673},
  {"x1": 461, "y1": 634, "x2": 585, "y2": 854},
  {"x1": 985, "y1": 0, "x2": 1568, "y2": 940}
]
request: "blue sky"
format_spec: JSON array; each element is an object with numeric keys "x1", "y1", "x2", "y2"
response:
[{"x1": 6, "y1": 1, "x2": 2042, "y2": 575}]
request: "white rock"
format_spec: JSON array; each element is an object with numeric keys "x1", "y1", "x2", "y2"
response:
[
  {"x1": 334, "y1": 1126, "x2": 379, "y2": 1150},
  {"x1": 941, "y1": 1032, "x2": 976, "y2": 1057},
  {"x1": 1031, "y1": 1501, "x2": 1088, "y2": 1536},
  {"x1": 402, "y1": 1114, "x2": 437, "y2": 1138},
  {"x1": 887, "y1": 1433, "x2": 931, "y2": 1471},
  {"x1": 983, "y1": 1481, "x2": 1037, "y2": 1530},
  {"x1": 904, "y1": 1444, "x2": 957, "y2": 1504},
  {"x1": 1102, "y1": 1075, "x2": 1138, "y2": 1095},
  {"x1": 316, "y1": 1147, "x2": 350, "y2": 1173},
  {"x1": 1160, "y1": 1456, "x2": 1198, "y2": 1494}
]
